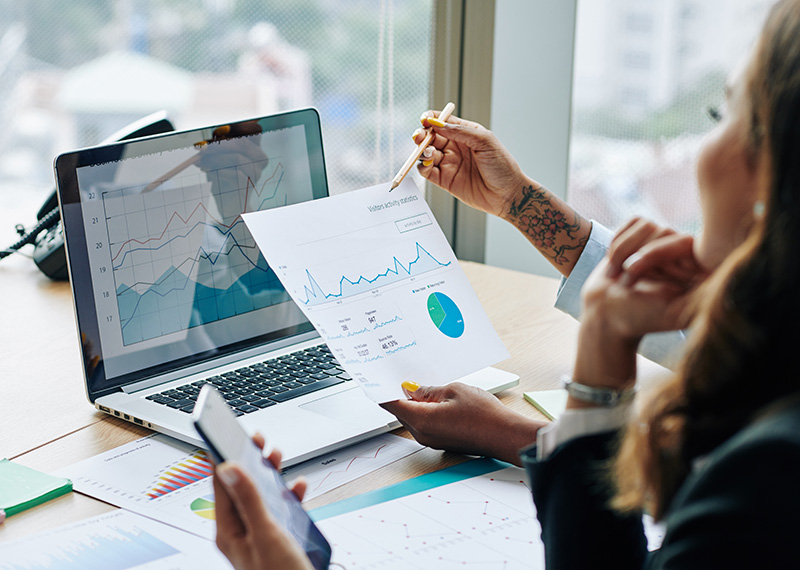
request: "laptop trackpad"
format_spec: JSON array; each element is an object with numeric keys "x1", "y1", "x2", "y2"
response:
[{"x1": 300, "y1": 386, "x2": 395, "y2": 425}]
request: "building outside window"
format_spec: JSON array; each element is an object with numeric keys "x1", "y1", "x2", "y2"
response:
[
  {"x1": 0, "y1": 0, "x2": 433, "y2": 219},
  {"x1": 569, "y1": 0, "x2": 773, "y2": 235}
]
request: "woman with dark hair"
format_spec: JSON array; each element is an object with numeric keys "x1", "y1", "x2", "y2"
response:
[
  {"x1": 211, "y1": 1, "x2": 800, "y2": 567},
  {"x1": 524, "y1": 0, "x2": 800, "y2": 566}
]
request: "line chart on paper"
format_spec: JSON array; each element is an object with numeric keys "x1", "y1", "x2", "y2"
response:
[
  {"x1": 242, "y1": 179, "x2": 510, "y2": 403},
  {"x1": 314, "y1": 466, "x2": 544, "y2": 570},
  {"x1": 299, "y1": 241, "x2": 451, "y2": 306},
  {"x1": 284, "y1": 434, "x2": 423, "y2": 502}
]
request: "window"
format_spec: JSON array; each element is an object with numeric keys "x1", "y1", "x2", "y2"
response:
[
  {"x1": 0, "y1": 0, "x2": 433, "y2": 215},
  {"x1": 622, "y1": 50, "x2": 651, "y2": 70},
  {"x1": 569, "y1": 0, "x2": 772, "y2": 235},
  {"x1": 625, "y1": 12, "x2": 653, "y2": 34}
]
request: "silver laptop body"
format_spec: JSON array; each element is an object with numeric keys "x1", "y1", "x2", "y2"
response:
[{"x1": 55, "y1": 110, "x2": 517, "y2": 467}]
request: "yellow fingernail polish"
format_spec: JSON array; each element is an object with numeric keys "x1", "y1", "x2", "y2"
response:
[
  {"x1": 427, "y1": 117, "x2": 446, "y2": 128},
  {"x1": 422, "y1": 159, "x2": 433, "y2": 167},
  {"x1": 401, "y1": 381, "x2": 420, "y2": 392},
  {"x1": 411, "y1": 129, "x2": 420, "y2": 140}
]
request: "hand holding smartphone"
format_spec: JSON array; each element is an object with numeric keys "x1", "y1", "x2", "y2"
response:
[{"x1": 193, "y1": 384, "x2": 332, "y2": 569}]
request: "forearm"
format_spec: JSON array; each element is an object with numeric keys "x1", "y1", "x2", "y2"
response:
[
  {"x1": 484, "y1": 411, "x2": 547, "y2": 467},
  {"x1": 500, "y1": 176, "x2": 591, "y2": 278},
  {"x1": 569, "y1": 303, "x2": 639, "y2": 410}
]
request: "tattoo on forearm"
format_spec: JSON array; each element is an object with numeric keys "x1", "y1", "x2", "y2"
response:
[{"x1": 507, "y1": 184, "x2": 587, "y2": 266}]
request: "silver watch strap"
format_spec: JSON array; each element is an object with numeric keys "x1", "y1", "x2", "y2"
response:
[{"x1": 561, "y1": 375, "x2": 636, "y2": 407}]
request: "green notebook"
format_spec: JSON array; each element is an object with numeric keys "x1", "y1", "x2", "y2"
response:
[{"x1": 0, "y1": 459, "x2": 73, "y2": 517}]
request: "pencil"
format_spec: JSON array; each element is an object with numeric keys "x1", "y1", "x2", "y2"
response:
[
  {"x1": 143, "y1": 153, "x2": 203, "y2": 192},
  {"x1": 390, "y1": 102, "x2": 455, "y2": 191},
  {"x1": 143, "y1": 133, "x2": 221, "y2": 193}
]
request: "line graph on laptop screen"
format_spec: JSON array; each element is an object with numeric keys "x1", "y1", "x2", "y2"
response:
[
  {"x1": 76, "y1": 123, "x2": 316, "y2": 376},
  {"x1": 105, "y1": 156, "x2": 292, "y2": 345}
]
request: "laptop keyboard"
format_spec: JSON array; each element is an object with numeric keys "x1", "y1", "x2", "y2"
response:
[{"x1": 145, "y1": 345, "x2": 351, "y2": 417}]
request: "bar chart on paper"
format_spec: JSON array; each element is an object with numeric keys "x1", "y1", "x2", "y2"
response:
[
  {"x1": 146, "y1": 451, "x2": 213, "y2": 499},
  {"x1": 243, "y1": 179, "x2": 509, "y2": 402},
  {"x1": 57, "y1": 434, "x2": 218, "y2": 540}
]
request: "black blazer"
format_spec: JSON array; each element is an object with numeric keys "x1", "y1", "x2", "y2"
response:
[{"x1": 521, "y1": 402, "x2": 800, "y2": 569}]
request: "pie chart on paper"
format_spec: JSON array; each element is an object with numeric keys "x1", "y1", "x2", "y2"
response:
[
  {"x1": 190, "y1": 495, "x2": 216, "y2": 520},
  {"x1": 427, "y1": 292, "x2": 465, "y2": 338}
]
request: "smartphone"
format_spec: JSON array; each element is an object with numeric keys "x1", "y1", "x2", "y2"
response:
[{"x1": 192, "y1": 384, "x2": 332, "y2": 569}]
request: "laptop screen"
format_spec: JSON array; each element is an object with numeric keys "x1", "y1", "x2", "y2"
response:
[{"x1": 56, "y1": 109, "x2": 328, "y2": 401}]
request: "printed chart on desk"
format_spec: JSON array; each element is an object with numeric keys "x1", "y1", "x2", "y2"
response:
[
  {"x1": 57, "y1": 432, "x2": 423, "y2": 539},
  {"x1": 315, "y1": 465, "x2": 544, "y2": 570},
  {"x1": 56, "y1": 434, "x2": 218, "y2": 540},
  {"x1": 0, "y1": 510, "x2": 232, "y2": 570},
  {"x1": 243, "y1": 179, "x2": 509, "y2": 403}
]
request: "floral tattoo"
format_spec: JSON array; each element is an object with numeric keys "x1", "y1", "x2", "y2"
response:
[{"x1": 507, "y1": 184, "x2": 587, "y2": 266}]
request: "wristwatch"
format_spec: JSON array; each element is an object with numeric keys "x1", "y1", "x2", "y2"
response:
[{"x1": 561, "y1": 375, "x2": 636, "y2": 407}]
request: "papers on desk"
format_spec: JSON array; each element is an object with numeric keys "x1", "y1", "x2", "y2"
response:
[
  {"x1": 56, "y1": 434, "x2": 217, "y2": 540},
  {"x1": 56, "y1": 432, "x2": 423, "y2": 539},
  {"x1": 0, "y1": 509, "x2": 232, "y2": 570},
  {"x1": 312, "y1": 459, "x2": 546, "y2": 569},
  {"x1": 284, "y1": 433, "x2": 423, "y2": 502},
  {"x1": 310, "y1": 458, "x2": 666, "y2": 568},
  {"x1": 242, "y1": 178, "x2": 509, "y2": 403}
]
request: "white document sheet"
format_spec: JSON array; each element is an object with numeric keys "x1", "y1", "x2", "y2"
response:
[
  {"x1": 316, "y1": 465, "x2": 545, "y2": 569},
  {"x1": 0, "y1": 509, "x2": 232, "y2": 570},
  {"x1": 57, "y1": 433, "x2": 424, "y2": 539},
  {"x1": 284, "y1": 433, "x2": 423, "y2": 501},
  {"x1": 56, "y1": 434, "x2": 218, "y2": 540},
  {"x1": 242, "y1": 178, "x2": 509, "y2": 402}
]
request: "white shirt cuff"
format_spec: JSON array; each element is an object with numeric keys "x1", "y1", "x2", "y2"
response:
[
  {"x1": 536, "y1": 402, "x2": 632, "y2": 460},
  {"x1": 554, "y1": 220, "x2": 613, "y2": 320}
]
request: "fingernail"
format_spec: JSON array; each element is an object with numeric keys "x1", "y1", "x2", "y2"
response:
[
  {"x1": 422, "y1": 146, "x2": 433, "y2": 158},
  {"x1": 412, "y1": 129, "x2": 421, "y2": 140},
  {"x1": 217, "y1": 463, "x2": 239, "y2": 487},
  {"x1": 401, "y1": 381, "x2": 420, "y2": 392},
  {"x1": 422, "y1": 159, "x2": 433, "y2": 167},
  {"x1": 427, "y1": 117, "x2": 446, "y2": 128}
]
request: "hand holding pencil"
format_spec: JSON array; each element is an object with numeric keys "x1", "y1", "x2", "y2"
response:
[
  {"x1": 390, "y1": 102, "x2": 456, "y2": 190},
  {"x1": 398, "y1": 105, "x2": 532, "y2": 219}
]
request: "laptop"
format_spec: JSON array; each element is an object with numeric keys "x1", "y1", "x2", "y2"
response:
[{"x1": 54, "y1": 109, "x2": 518, "y2": 467}]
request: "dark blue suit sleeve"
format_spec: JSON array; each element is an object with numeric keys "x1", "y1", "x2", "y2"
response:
[{"x1": 521, "y1": 432, "x2": 648, "y2": 570}]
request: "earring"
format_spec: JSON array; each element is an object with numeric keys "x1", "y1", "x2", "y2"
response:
[{"x1": 753, "y1": 201, "x2": 765, "y2": 218}]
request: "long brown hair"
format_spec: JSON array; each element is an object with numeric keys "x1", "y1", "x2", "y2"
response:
[{"x1": 612, "y1": 0, "x2": 800, "y2": 519}]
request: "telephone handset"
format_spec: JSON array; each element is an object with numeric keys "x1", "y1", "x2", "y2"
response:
[{"x1": 1, "y1": 111, "x2": 175, "y2": 280}]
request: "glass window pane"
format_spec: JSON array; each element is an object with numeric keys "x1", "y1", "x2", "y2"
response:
[
  {"x1": 0, "y1": 0, "x2": 432, "y2": 217},
  {"x1": 569, "y1": 0, "x2": 772, "y2": 234}
]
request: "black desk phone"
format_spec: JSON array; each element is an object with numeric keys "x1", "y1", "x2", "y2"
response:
[{"x1": 1, "y1": 111, "x2": 175, "y2": 280}]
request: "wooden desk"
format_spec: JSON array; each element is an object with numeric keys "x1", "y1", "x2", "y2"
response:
[{"x1": 0, "y1": 200, "x2": 582, "y2": 544}]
